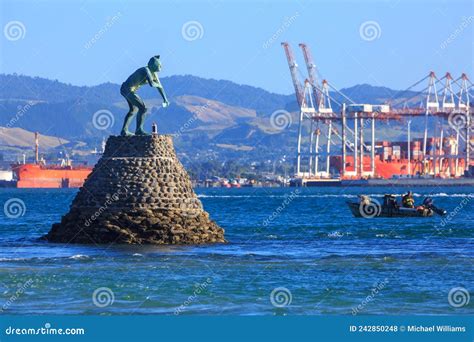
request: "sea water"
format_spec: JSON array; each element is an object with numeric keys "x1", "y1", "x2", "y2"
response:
[{"x1": 0, "y1": 187, "x2": 472, "y2": 315}]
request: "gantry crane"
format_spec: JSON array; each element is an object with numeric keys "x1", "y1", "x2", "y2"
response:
[{"x1": 282, "y1": 42, "x2": 473, "y2": 180}]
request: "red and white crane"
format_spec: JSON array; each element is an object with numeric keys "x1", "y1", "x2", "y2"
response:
[
  {"x1": 281, "y1": 42, "x2": 473, "y2": 180},
  {"x1": 281, "y1": 42, "x2": 304, "y2": 108}
]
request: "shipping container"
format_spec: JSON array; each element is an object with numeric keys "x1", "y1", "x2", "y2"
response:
[
  {"x1": 372, "y1": 104, "x2": 390, "y2": 113},
  {"x1": 348, "y1": 104, "x2": 373, "y2": 112}
]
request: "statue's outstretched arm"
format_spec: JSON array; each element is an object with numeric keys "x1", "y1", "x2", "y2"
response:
[
  {"x1": 145, "y1": 67, "x2": 169, "y2": 106},
  {"x1": 156, "y1": 84, "x2": 169, "y2": 106}
]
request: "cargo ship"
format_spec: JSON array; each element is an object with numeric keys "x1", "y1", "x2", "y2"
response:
[
  {"x1": 11, "y1": 163, "x2": 92, "y2": 188},
  {"x1": 10, "y1": 132, "x2": 93, "y2": 188},
  {"x1": 291, "y1": 136, "x2": 474, "y2": 186},
  {"x1": 333, "y1": 137, "x2": 468, "y2": 179}
]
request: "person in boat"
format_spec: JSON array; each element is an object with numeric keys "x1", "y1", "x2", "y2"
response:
[
  {"x1": 402, "y1": 191, "x2": 415, "y2": 208},
  {"x1": 358, "y1": 195, "x2": 371, "y2": 206}
]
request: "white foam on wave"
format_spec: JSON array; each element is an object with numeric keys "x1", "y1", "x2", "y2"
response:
[
  {"x1": 445, "y1": 193, "x2": 474, "y2": 197},
  {"x1": 327, "y1": 231, "x2": 344, "y2": 238},
  {"x1": 198, "y1": 194, "x2": 256, "y2": 198},
  {"x1": 0, "y1": 257, "x2": 25, "y2": 261},
  {"x1": 69, "y1": 254, "x2": 89, "y2": 260}
]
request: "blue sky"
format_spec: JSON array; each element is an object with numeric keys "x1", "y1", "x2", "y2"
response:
[{"x1": 0, "y1": 0, "x2": 472, "y2": 94}]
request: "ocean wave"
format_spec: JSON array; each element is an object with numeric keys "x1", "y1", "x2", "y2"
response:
[
  {"x1": 327, "y1": 231, "x2": 344, "y2": 238},
  {"x1": 319, "y1": 253, "x2": 399, "y2": 260},
  {"x1": 0, "y1": 254, "x2": 92, "y2": 262},
  {"x1": 0, "y1": 257, "x2": 27, "y2": 261},
  {"x1": 68, "y1": 254, "x2": 90, "y2": 260},
  {"x1": 198, "y1": 195, "x2": 255, "y2": 198}
]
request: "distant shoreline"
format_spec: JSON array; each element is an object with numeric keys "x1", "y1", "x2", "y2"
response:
[
  {"x1": 291, "y1": 177, "x2": 474, "y2": 187},
  {"x1": 343, "y1": 178, "x2": 474, "y2": 187}
]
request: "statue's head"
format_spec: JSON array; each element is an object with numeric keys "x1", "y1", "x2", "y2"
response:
[{"x1": 148, "y1": 55, "x2": 162, "y2": 72}]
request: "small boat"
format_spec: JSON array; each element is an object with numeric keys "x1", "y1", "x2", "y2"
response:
[{"x1": 347, "y1": 194, "x2": 447, "y2": 218}]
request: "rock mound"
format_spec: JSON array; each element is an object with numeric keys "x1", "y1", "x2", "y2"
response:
[{"x1": 46, "y1": 135, "x2": 225, "y2": 245}]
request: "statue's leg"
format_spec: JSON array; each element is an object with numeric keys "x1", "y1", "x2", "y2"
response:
[
  {"x1": 121, "y1": 110, "x2": 136, "y2": 136},
  {"x1": 120, "y1": 91, "x2": 137, "y2": 136},
  {"x1": 134, "y1": 95, "x2": 149, "y2": 136}
]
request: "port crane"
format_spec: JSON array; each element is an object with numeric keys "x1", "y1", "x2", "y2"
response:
[{"x1": 281, "y1": 42, "x2": 473, "y2": 181}]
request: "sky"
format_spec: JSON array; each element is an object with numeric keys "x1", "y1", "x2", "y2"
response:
[{"x1": 0, "y1": 0, "x2": 473, "y2": 95}]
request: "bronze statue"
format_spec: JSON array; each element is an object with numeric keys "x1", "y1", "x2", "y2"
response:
[{"x1": 120, "y1": 55, "x2": 169, "y2": 136}]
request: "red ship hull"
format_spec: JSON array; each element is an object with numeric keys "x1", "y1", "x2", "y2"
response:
[
  {"x1": 332, "y1": 155, "x2": 466, "y2": 179},
  {"x1": 11, "y1": 163, "x2": 92, "y2": 188}
]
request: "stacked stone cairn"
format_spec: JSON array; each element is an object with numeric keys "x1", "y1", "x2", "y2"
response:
[{"x1": 46, "y1": 135, "x2": 225, "y2": 244}]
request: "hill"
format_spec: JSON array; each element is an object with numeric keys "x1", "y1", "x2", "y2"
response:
[
  {"x1": 0, "y1": 73, "x2": 430, "y2": 170},
  {"x1": 0, "y1": 126, "x2": 69, "y2": 149}
]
